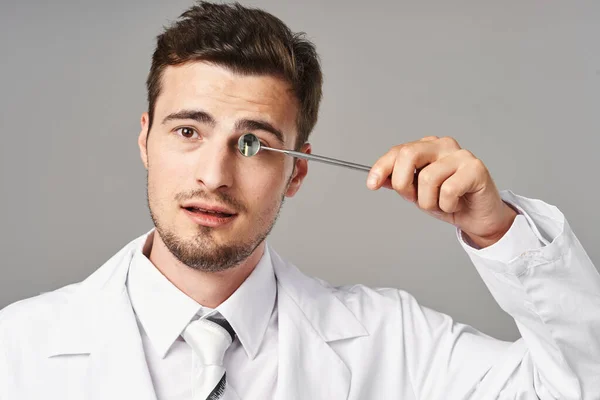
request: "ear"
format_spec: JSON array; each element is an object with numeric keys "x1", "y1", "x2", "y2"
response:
[
  {"x1": 285, "y1": 143, "x2": 311, "y2": 198},
  {"x1": 138, "y1": 112, "x2": 150, "y2": 170}
]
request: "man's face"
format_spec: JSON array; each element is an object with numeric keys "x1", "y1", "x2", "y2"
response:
[{"x1": 138, "y1": 61, "x2": 309, "y2": 272}]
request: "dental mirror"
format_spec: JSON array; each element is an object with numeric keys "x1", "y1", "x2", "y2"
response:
[{"x1": 238, "y1": 133, "x2": 372, "y2": 173}]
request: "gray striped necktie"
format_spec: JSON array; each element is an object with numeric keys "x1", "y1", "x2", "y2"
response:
[{"x1": 182, "y1": 315, "x2": 236, "y2": 399}]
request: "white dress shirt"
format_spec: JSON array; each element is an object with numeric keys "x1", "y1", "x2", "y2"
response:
[
  {"x1": 126, "y1": 205, "x2": 544, "y2": 400},
  {"x1": 126, "y1": 236, "x2": 278, "y2": 400}
]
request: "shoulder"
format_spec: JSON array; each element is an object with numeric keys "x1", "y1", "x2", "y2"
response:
[
  {"x1": 0, "y1": 231, "x2": 148, "y2": 336},
  {"x1": 271, "y1": 249, "x2": 429, "y2": 324},
  {"x1": 314, "y1": 276, "x2": 431, "y2": 324},
  {"x1": 0, "y1": 283, "x2": 80, "y2": 339},
  {"x1": 329, "y1": 278, "x2": 423, "y2": 310},
  {"x1": 318, "y1": 276, "x2": 403, "y2": 305},
  {"x1": 312, "y1": 278, "x2": 459, "y2": 345}
]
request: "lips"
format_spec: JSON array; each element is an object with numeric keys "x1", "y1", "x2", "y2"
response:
[
  {"x1": 181, "y1": 202, "x2": 237, "y2": 216},
  {"x1": 182, "y1": 205, "x2": 237, "y2": 228},
  {"x1": 183, "y1": 206, "x2": 234, "y2": 218}
]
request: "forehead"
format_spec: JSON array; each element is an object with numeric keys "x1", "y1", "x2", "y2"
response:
[{"x1": 155, "y1": 62, "x2": 299, "y2": 138}]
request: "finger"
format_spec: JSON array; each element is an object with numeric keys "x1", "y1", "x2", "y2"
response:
[
  {"x1": 367, "y1": 148, "x2": 399, "y2": 190},
  {"x1": 390, "y1": 140, "x2": 458, "y2": 200},
  {"x1": 389, "y1": 143, "x2": 438, "y2": 198},
  {"x1": 368, "y1": 137, "x2": 459, "y2": 192},
  {"x1": 381, "y1": 176, "x2": 393, "y2": 190},
  {"x1": 416, "y1": 156, "x2": 459, "y2": 211},
  {"x1": 438, "y1": 158, "x2": 487, "y2": 213}
]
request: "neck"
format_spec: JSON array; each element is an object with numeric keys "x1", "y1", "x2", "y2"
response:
[{"x1": 143, "y1": 230, "x2": 264, "y2": 308}]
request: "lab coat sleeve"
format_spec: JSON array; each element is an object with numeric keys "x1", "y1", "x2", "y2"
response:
[{"x1": 458, "y1": 190, "x2": 600, "y2": 399}]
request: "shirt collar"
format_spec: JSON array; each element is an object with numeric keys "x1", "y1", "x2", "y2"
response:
[
  {"x1": 126, "y1": 231, "x2": 277, "y2": 360},
  {"x1": 215, "y1": 244, "x2": 276, "y2": 360},
  {"x1": 127, "y1": 233, "x2": 201, "y2": 359}
]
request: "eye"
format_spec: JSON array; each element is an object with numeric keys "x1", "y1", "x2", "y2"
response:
[
  {"x1": 253, "y1": 135, "x2": 269, "y2": 148},
  {"x1": 174, "y1": 127, "x2": 199, "y2": 139}
]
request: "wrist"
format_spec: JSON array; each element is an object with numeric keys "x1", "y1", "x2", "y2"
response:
[{"x1": 464, "y1": 203, "x2": 518, "y2": 249}]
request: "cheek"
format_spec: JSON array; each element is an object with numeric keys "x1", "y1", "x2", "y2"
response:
[
  {"x1": 146, "y1": 168, "x2": 169, "y2": 212},
  {"x1": 242, "y1": 167, "x2": 289, "y2": 207},
  {"x1": 147, "y1": 152, "x2": 187, "y2": 202}
]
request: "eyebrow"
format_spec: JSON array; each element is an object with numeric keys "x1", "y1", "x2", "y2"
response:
[
  {"x1": 234, "y1": 119, "x2": 285, "y2": 146},
  {"x1": 162, "y1": 110, "x2": 216, "y2": 126},
  {"x1": 162, "y1": 109, "x2": 286, "y2": 146}
]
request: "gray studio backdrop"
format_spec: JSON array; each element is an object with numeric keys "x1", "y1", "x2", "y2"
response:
[{"x1": 1, "y1": 0, "x2": 599, "y2": 341}]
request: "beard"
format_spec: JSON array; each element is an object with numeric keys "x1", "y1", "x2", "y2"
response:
[{"x1": 146, "y1": 172, "x2": 292, "y2": 273}]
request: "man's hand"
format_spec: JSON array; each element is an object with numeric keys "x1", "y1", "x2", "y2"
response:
[{"x1": 367, "y1": 136, "x2": 517, "y2": 248}]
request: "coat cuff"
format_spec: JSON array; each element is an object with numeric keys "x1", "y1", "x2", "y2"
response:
[
  {"x1": 457, "y1": 190, "x2": 569, "y2": 276},
  {"x1": 456, "y1": 190, "x2": 563, "y2": 265}
]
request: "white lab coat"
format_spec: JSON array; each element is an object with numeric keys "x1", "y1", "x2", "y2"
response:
[{"x1": 1, "y1": 191, "x2": 599, "y2": 400}]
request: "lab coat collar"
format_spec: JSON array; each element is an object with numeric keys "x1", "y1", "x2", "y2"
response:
[
  {"x1": 269, "y1": 244, "x2": 369, "y2": 399},
  {"x1": 46, "y1": 232, "x2": 369, "y2": 399},
  {"x1": 269, "y1": 243, "x2": 369, "y2": 342}
]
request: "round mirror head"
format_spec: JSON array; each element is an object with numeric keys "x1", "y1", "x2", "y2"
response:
[{"x1": 238, "y1": 133, "x2": 261, "y2": 157}]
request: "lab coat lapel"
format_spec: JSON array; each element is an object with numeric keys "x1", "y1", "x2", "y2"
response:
[
  {"x1": 270, "y1": 245, "x2": 369, "y2": 400},
  {"x1": 85, "y1": 288, "x2": 157, "y2": 400},
  {"x1": 276, "y1": 288, "x2": 353, "y2": 400},
  {"x1": 47, "y1": 233, "x2": 157, "y2": 400}
]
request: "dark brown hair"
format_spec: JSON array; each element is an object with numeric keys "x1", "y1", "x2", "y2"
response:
[{"x1": 146, "y1": 1, "x2": 323, "y2": 150}]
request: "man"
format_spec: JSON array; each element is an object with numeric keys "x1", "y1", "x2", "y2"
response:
[{"x1": 1, "y1": 1, "x2": 598, "y2": 399}]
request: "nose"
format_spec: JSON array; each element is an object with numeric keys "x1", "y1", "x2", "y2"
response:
[{"x1": 193, "y1": 139, "x2": 236, "y2": 191}]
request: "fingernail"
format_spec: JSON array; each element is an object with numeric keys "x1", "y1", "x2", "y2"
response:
[{"x1": 367, "y1": 174, "x2": 379, "y2": 188}]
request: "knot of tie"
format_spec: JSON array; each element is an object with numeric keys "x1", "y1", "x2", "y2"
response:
[
  {"x1": 182, "y1": 315, "x2": 236, "y2": 367},
  {"x1": 182, "y1": 315, "x2": 237, "y2": 399}
]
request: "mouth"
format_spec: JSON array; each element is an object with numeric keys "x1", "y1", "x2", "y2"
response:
[
  {"x1": 183, "y1": 206, "x2": 236, "y2": 218},
  {"x1": 181, "y1": 206, "x2": 237, "y2": 227}
]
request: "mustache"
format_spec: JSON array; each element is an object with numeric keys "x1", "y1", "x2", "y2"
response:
[{"x1": 175, "y1": 189, "x2": 247, "y2": 213}]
